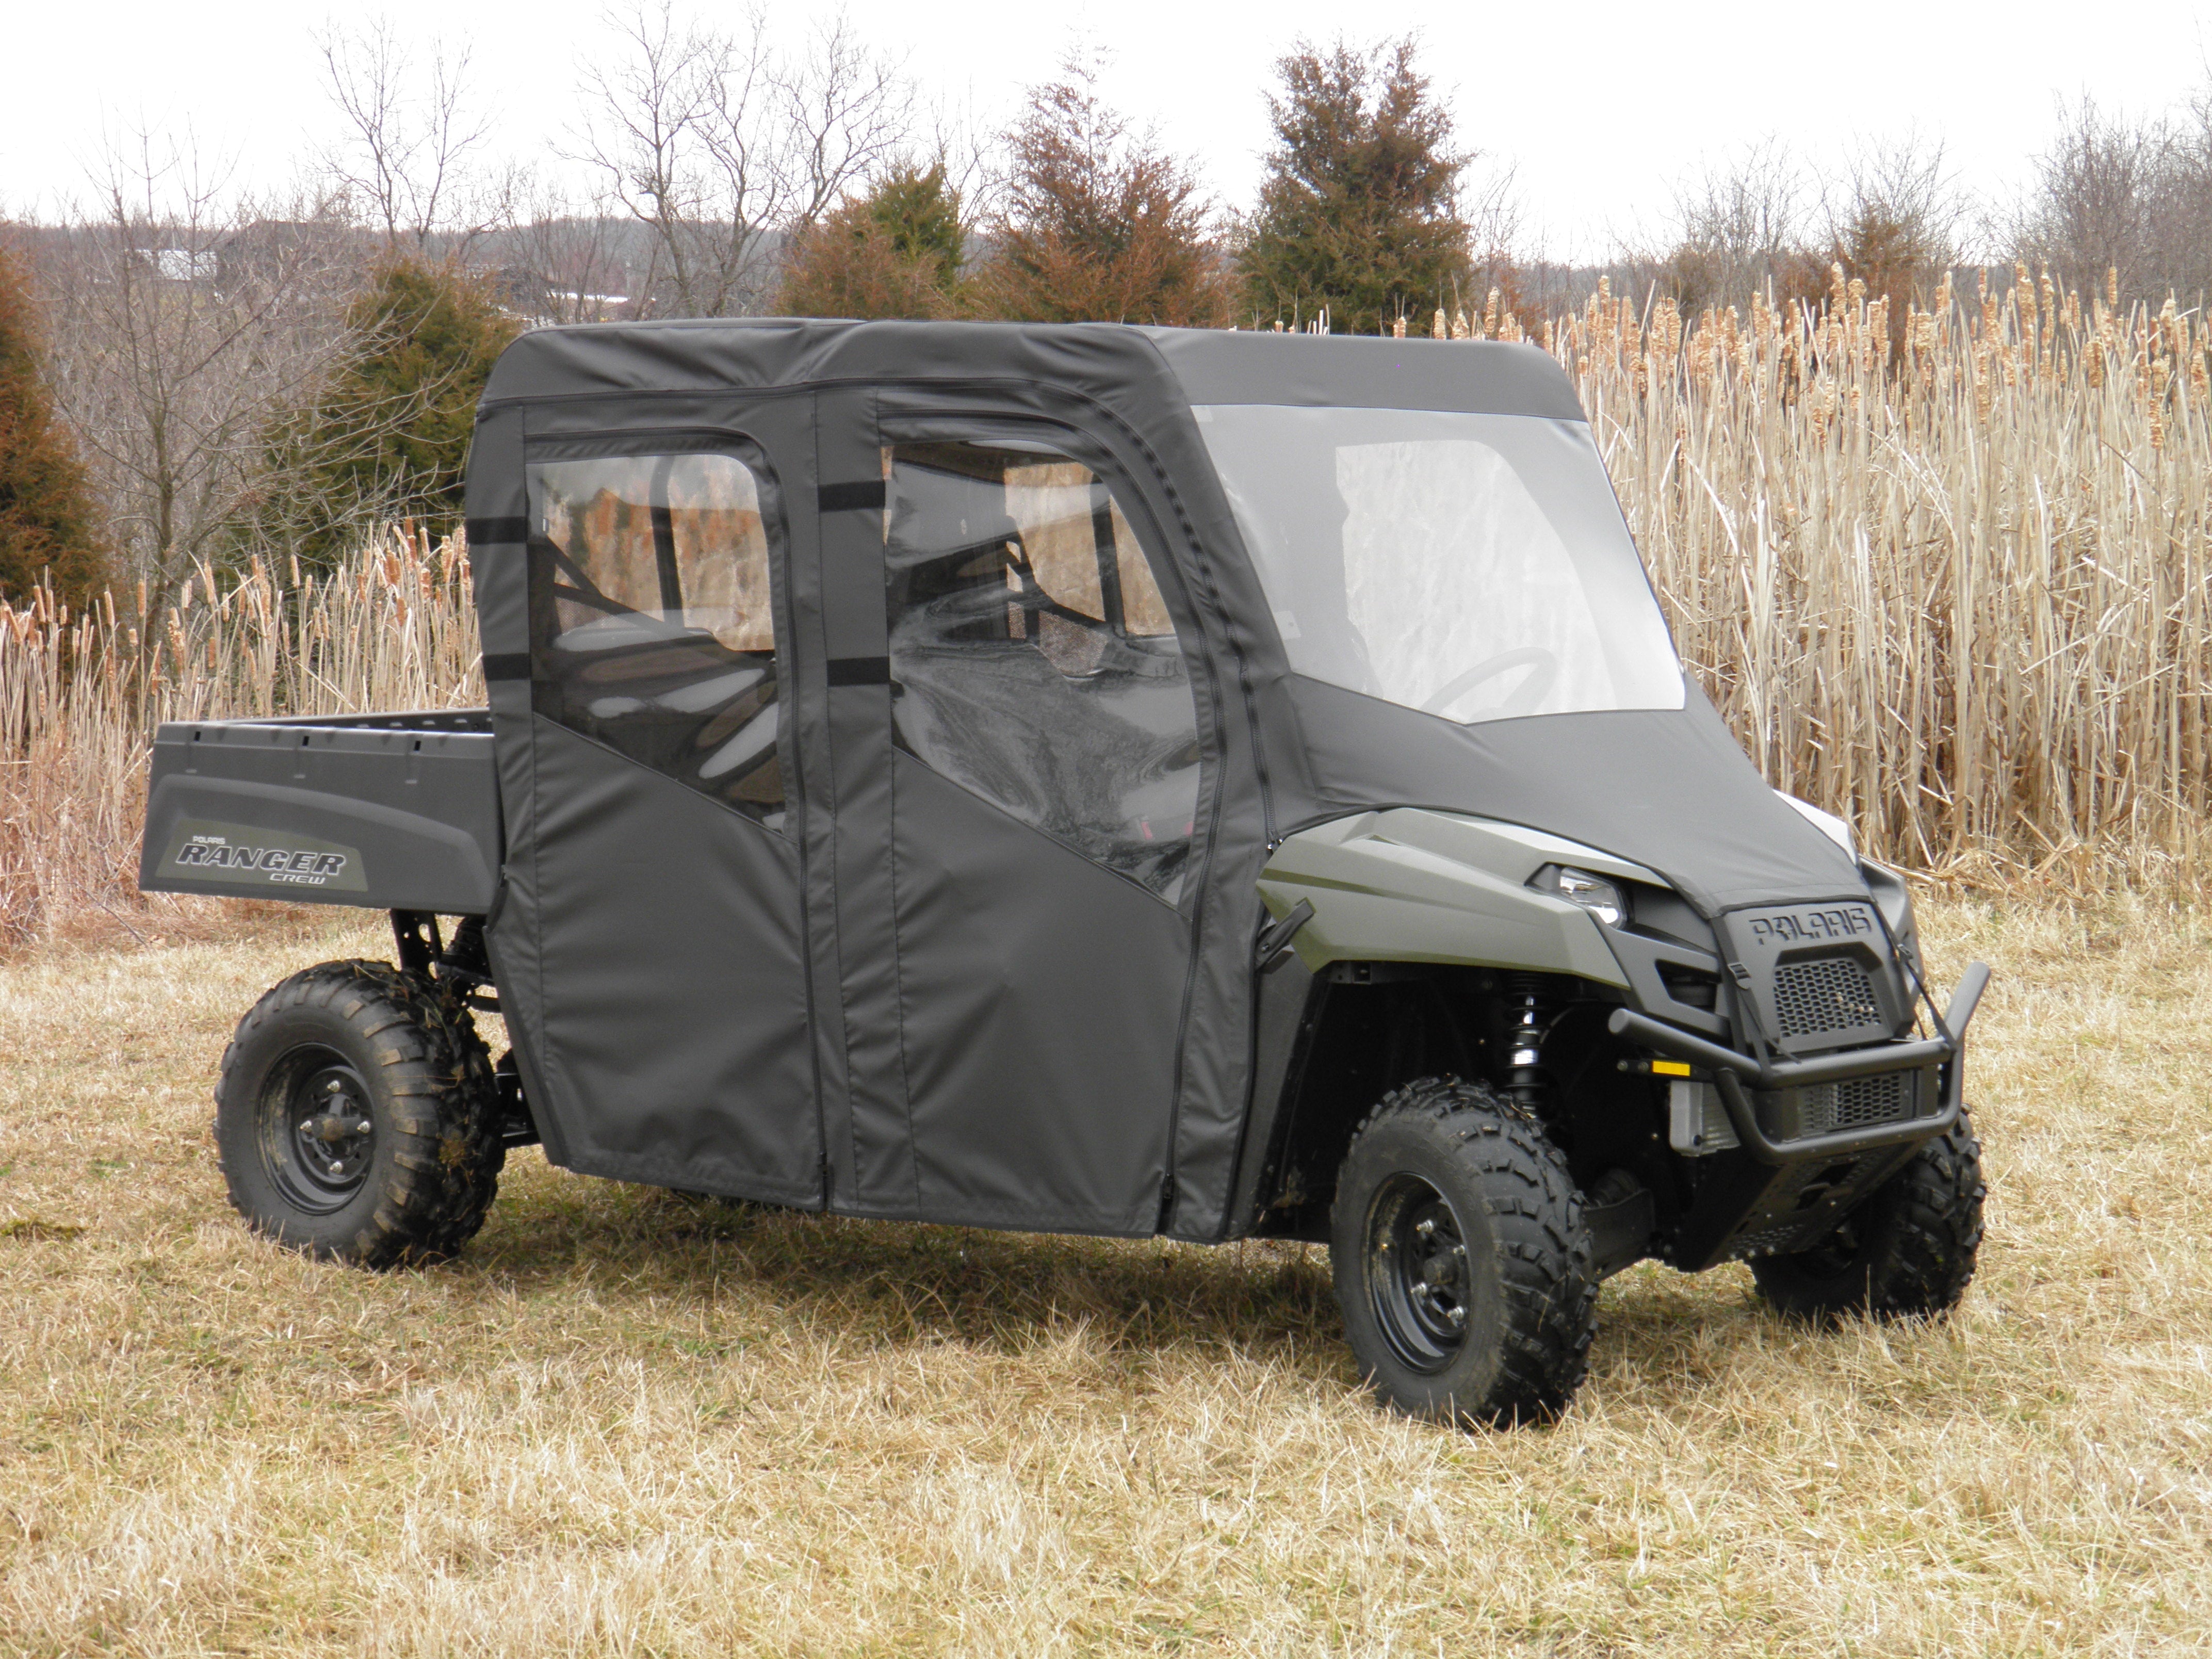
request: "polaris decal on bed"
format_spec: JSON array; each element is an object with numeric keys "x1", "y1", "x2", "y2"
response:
[{"x1": 157, "y1": 820, "x2": 368, "y2": 892}]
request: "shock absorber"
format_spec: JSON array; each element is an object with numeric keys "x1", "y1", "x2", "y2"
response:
[{"x1": 1501, "y1": 971, "x2": 1563, "y2": 1127}]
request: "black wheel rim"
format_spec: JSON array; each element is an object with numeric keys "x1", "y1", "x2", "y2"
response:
[
  {"x1": 1364, "y1": 1172, "x2": 1472, "y2": 1375},
  {"x1": 258, "y1": 1044, "x2": 376, "y2": 1215}
]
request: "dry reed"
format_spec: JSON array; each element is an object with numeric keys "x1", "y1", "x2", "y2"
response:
[
  {"x1": 1547, "y1": 266, "x2": 2212, "y2": 880},
  {"x1": 2, "y1": 269, "x2": 2206, "y2": 941},
  {"x1": 0, "y1": 527, "x2": 481, "y2": 945}
]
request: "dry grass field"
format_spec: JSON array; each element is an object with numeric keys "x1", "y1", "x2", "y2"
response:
[{"x1": 1, "y1": 891, "x2": 2207, "y2": 1656}]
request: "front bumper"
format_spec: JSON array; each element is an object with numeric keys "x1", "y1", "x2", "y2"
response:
[
  {"x1": 1611, "y1": 963, "x2": 1990, "y2": 1267},
  {"x1": 1609, "y1": 957, "x2": 1987, "y2": 1165}
]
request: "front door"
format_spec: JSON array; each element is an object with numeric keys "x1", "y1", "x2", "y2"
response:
[
  {"x1": 815, "y1": 403, "x2": 1210, "y2": 1234},
  {"x1": 498, "y1": 428, "x2": 820, "y2": 1205}
]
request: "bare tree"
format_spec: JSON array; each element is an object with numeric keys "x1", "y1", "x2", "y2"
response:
[
  {"x1": 2157, "y1": 82, "x2": 2212, "y2": 304},
  {"x1": 775, "y1": 14, "x2": 912, "y2": 230},
  {"x1": 319, "y1": 19, "x2": 505, "y2": 253},
  {"x1": 574, "y1": 3, "x2": 773, "y2": 317},
  {"x1": 503, "y1": 178, "x2": 639, "y2": 324},
  {"x1": 1825, "y1": 134, "x2": 1970, "y2": 324},
  {"x1": 2013, "y1": 96, "x2": 2167, "y2": 304},
  {"x1": 573, "y1": 1, "x2": 912, "y2": 318},
  {"x1": 1656, "y1": 139, "x2": 1809, "y2": 311},
  {"x1": 35, "y1": 135, "x2": 370, "y2": 631}
]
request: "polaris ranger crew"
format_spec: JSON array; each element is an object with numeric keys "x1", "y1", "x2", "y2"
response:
[{"x1": 142, "y1": 320, "x2": 1989, "y2": 1426}]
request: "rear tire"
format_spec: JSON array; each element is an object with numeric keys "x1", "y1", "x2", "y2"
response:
[
  {"x1": 1330, "y1": 1078, "x2": 1597, "y2": 1426},
  {"x1": 1751, "y1": 1113, "x2": 1985, "y2": 1323},
  {"x1": 214, "y1": 961, "x2": 505, "y2": 1267}
]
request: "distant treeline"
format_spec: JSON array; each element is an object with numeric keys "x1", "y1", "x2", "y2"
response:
[{"x1": 1, "y1": 13, "x2": 2208, "y2": 619}]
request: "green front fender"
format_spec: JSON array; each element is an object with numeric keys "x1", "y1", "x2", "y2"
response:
[{"x1": 1257, "y1": 809, "x2": 1635, "y2": 986}]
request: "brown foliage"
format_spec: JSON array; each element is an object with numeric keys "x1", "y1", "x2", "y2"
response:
[
  {"x1": 0, "y1": 241, "x2": 104, "y2": 608},
  {"x1": 973, "y1": 54, "x2": 1228, "y2": 327},
  {"x1": 778, "y1": 165, "x2": 968, "y2": 321},
  {"x1": 780, "y1": 218, "x2": 964, "y2": 319}
]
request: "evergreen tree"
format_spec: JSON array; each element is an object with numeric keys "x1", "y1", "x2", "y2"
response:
[
  {"x1": 278, "y1": 258, "x2": 520, "y2": 567},
  {"x1": 975, "y1": 53, "x2": 1227, "y2": 327},
  {"x1": 0, "y1": 243, "x2": 105, "y2": 608},
  {"x1": 1240, "y1": 38, "x2": 1473, "y2": 334},
  {"x1": 779, "y1": 162, "x2": 968, "y2": 320}
]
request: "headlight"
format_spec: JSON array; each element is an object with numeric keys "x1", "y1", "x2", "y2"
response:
[{"x1": 1531, "y1": 863, "x2": 1624, "y2": 927}]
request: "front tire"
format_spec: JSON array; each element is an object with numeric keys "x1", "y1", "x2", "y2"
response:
[
  {"x1": 1751, "y1": 1114, "x2": 1986, "y2": 1322},
  {"x1": 214, "y1": 961, "x2": 505, "y2": 1267},
  {"x1": 1330, "y1": 1078, "x2": 1597, "y2": 1426}
]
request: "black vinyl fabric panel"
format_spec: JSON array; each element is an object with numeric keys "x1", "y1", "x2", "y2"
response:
[
  {"x1": 524, "y1": 717, "x2": 819, "y2": 1202},
  {"x1": 467, "y1": 406, "x2": 575, "y2": 1166},
  {"x1": 809, "y1": 387, "x2": 908, "y2": 1214},
  {"x1": 889, "y1": 753, "x2": 1186, "y2": 1233},
  {"x1": 1275, "y1": 677, "x2": 1864, "y2": 915},
  {"x1": 1140, "y1": 330, "x2": 1585, "y2": 416}
]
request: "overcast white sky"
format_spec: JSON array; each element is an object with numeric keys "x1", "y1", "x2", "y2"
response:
[{"x1": 6, "y1": 0, "x2": 2209, "y2": 262}]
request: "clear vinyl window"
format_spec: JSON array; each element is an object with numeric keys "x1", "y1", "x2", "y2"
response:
[
  {"x1": 1195, "y1": 405, "x2": 1685, "y2": 724},
  {"x1": 885, "y1": 438, "x2": 1200, "y2": 903},
  {"x1": 528, "y1": 451, "x2": 786, "y2": 827}
]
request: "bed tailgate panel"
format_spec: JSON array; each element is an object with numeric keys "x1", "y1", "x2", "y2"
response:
[{"x1": 138, "y1": 718, "x2": 502, "y2": 913}]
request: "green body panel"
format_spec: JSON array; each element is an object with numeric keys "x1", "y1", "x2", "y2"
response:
[{"x1": 1257, "y1": 808, "x2": 1640, "y2": 986}]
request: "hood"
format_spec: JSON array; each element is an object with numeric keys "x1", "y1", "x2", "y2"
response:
[{"x1": 1266, "y1": 676, "x2": 1867, "y2": 920}]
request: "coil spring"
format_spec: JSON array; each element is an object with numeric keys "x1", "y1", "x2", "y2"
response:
[{"x1": 1501, "y1": 971, "x2": 1564, "y2": 1128}]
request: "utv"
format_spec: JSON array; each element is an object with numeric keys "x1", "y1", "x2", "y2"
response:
[{"x1": 142, "y1": 320, "x2": 1989, "y2": 1425}]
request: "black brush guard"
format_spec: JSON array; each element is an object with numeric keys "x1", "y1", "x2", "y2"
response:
[{"x1": 1607, "y1": 961, "x2": 1990, "y2": 1167}]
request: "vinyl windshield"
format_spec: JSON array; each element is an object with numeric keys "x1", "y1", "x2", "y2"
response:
[{"x1": 1194, "y1": 404, "x2": 1685, "y2": 724}]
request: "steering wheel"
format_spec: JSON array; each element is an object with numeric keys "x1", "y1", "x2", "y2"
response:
[{"x1": 1418, "y1": 646, "x2": 1561, "y2": 720}]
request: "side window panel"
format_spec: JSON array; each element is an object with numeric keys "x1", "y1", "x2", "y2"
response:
[
  {"x1": 528, "y1": 452, "x2": 786, "y2": 828},
  {"x1": 885, "y1": 439, "x2": 1201, "y2": 902}
]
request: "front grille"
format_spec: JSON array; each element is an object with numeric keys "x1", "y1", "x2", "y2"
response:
[
  {"x1": 1758, "y1": 1069, "x2": 1916, "y2": 1141},
  {"x1": 1814, "y1": 1073, "x2": 1912, "y2": 1132},
  {"x1": 1772, "y1": 956, "x2": 1883, "y2": 1038}
]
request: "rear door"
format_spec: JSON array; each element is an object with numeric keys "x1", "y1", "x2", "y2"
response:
[
  {"x1": 498, "y1": 425, "x2": 821, "y2": 1204},
  {"x1": 814, "y1": 397, "x2": 1210, "y2": 1234}
]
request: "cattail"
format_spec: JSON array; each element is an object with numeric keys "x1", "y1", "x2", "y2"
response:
[{"x1": 1432, "y1": 308, "x2": 1447, "y2": 340}]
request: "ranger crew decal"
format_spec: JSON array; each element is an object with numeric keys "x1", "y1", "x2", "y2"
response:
[{"x1": 158, "y1": 820, "x2": 369, "y2": 893}]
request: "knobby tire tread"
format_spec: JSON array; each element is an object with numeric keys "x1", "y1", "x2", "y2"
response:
[
  {"x1": 1753, "y1": 1112, "x2": 1986, "y2": 1322},
  {"x1": 1341, "y1": 1077, "x2": 1598, "y2": 1424},
  {"x1": 216, "y1": 959, "x2": 505, "y2": 1268}
]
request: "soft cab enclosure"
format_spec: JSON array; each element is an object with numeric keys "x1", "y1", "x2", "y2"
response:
[{"x1": 145, "y1": 318, "x2": 1983, "y2": 1267}]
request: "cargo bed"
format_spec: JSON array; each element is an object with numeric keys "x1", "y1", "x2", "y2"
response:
[{"x1": 138, "y1": 710, "x2": 501, "y2": 914}]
